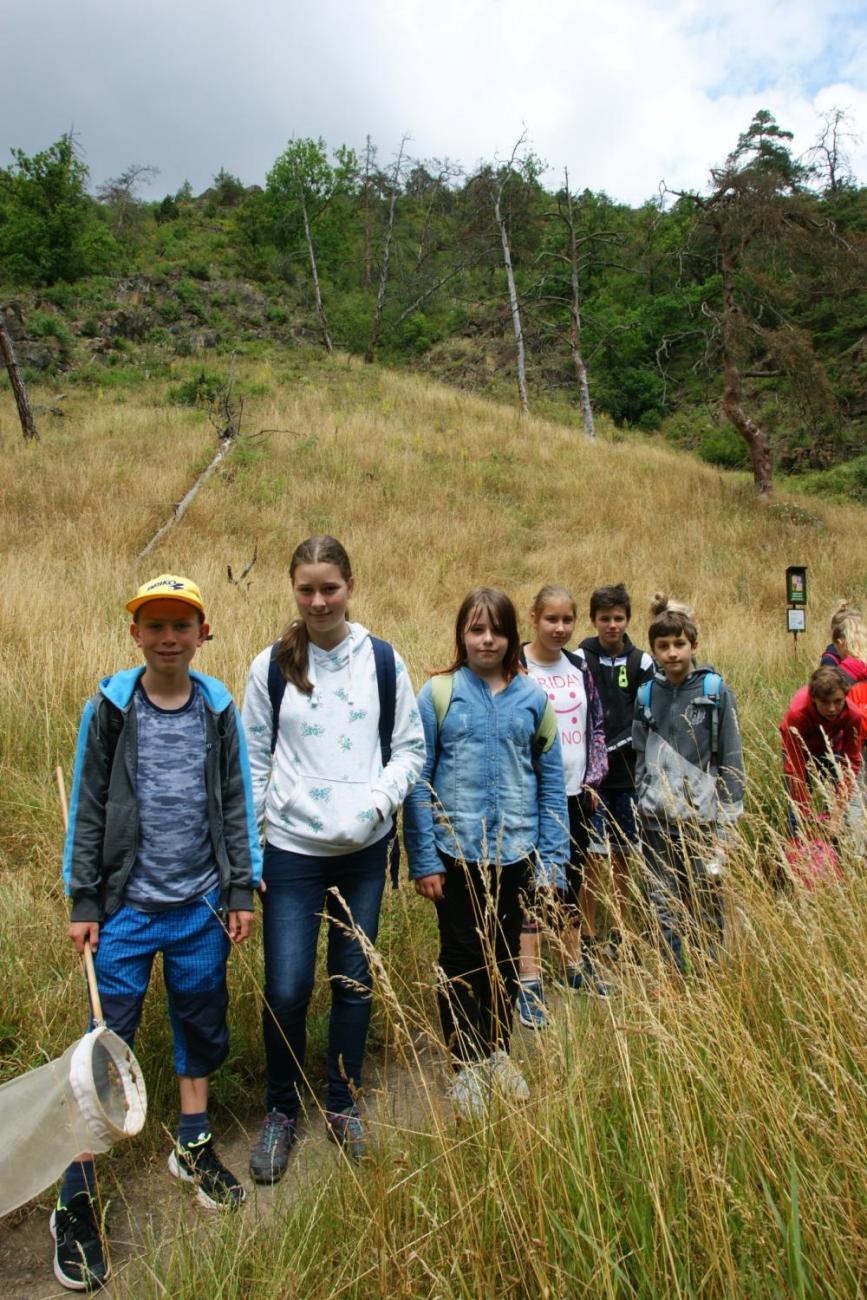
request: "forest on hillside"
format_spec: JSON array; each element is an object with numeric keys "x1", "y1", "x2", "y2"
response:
[{"x1": 1, "y1": 110, "x2": 865, "y2": 496}]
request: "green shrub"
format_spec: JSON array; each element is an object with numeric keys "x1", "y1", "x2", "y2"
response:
[{"x1": 167, "y1": 369, "x2": 224, "y2": 406}]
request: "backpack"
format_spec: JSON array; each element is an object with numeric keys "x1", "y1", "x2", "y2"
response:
[
  {"x1": 636, "y1": 672, "x2": 723, "y2": 767},
  {"x1": 429, "y1": 671, "x2": 558, "y2": 767},
  {"x1": 267, "y1": 636, "x2": 402, "y2": 885}
]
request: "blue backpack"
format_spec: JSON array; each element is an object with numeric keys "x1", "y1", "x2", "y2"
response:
[
  {"x1": 266, "y1": 636, "x2": 402, "y2": 885},
  {"x1": 636, "y1": 672, "x2": 723, "y2": 767}
]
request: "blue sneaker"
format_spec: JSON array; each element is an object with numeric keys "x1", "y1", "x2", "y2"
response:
[
  {"x1": 563, "y1": 955, "x2": 610, "y2": 997},
  {"x1": 516, "y1": 979, "x2": 551, "y2": 1029}
]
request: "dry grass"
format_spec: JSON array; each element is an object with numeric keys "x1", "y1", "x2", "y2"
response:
[{"x1": 2, "y1": 351, "x2": 866, "y2": 1297}]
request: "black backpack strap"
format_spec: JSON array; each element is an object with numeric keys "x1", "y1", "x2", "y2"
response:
[
  {"x1": 370, "y1": 636, "x2": 400, "y2": 887},
  {"x1": 625, "y1": 646, "x2": 644, "y2": 698},
  {"x1": 370, "y1": 636, "x2": 396, "y2": 766},
  {"x1": 267, "y1": 639, "x2": 286, "y2": 755}
]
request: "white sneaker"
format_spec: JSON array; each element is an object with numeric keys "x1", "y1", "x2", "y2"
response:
[
  {"x1": 486, "y1": 1050, "x2": 530, "y2": 1103},
  {"x1": 446, "y1": 1063, "x2": 489, "y2": 1120}
]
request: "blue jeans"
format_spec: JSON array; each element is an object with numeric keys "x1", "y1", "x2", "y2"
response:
[{"x1": 260, "y1": 838, "x2": 388, "y2": 1119}]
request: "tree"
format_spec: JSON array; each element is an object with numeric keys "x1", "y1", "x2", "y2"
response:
[
  {"x1": 0, "y1": 135, "x2": 115, "y2": 284},
  {"x1": 805, "y1": 108, "x2": 859, "y2": 195},
  {"x1": 365, "y1": 134, "x2": 408, "y2": 364},
  {"x1": 97, "y1": 162, "x2": 159, "y2": 232},
  {"x1": 266, "y1": 138, "x2": 357, "y2": 353},
  {"x1": 537, "y1": 171, "x2": 620, "y2": 437},
  {"x1": 671, "y1": 110, "x2": 838, "y2": 498}
]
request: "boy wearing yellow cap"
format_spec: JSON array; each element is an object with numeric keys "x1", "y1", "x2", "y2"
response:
[{"x1": 53, "y1": 576, "x2": 261, "y2": 1291}]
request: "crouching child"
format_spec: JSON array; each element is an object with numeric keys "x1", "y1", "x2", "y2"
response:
[
  {"x1": 632, "y1": 595, "x2": 745, "y2": 974},
  {"x1": 54, "y1": 575, "x2": 261, "y2": 1291}
]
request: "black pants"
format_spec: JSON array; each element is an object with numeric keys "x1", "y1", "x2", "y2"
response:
[{"x1": 435, "y1": 854, "x2": 530, "y2": 1063}]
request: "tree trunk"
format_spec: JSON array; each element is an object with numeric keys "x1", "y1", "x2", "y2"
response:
[
  {"x1": 362, "y1": 136, "x2": 375, "y2": 290},
  {"x1": 365, "y1": 136, "x2": 406, "y2": 365},
  {"x1": 564, "y1": 174, "x2": 595, "y2": 438},
  {"x1": 722, "y1": 351, "x2": 773, "y2": 497},
  {"x1": 720, "y1": 251, "x2": 772, "y2": 497},
  {"x1": 494, "y1": 183, "x2": 529, "y2": 416},
  {"x1": 299, "y1": 186, "x2": 333, "y2": 354},
  {"x1": 0, "y1": 309, "x2": 39, "y2": 442}
]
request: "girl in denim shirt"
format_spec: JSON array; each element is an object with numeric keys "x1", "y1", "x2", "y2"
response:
[{"x1": 403, "y1": 588, "x2": 569, "y2": 1118}]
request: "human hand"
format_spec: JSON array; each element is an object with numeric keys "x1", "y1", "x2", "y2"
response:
[
  {"x1": 228, "y1": 910, "x2": 254, "y2": 943},
  {"x1": 69, "y1": 921, "x2": 100, "y2": 955},
  {"x1": 414, "y1": 873, "x2": 445, "y2": 902}
]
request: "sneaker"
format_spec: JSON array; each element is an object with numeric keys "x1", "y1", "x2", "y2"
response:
[
  {"x1": 516, "y1": 979, "x2": 551, "y2": 1030},
  {"x1": 324, "y1": 1107, "x2": 367, "y2": 1161},
  {"x1": 445, "y1": 1062, "x2": 490, "y2": 1120},
  {"x1": 249, "y1": 1110, "x2": 296, "y2": 1185},
  {"x1": 50, "y1": 1192, "x2": 110, "y2": 1291},
  {"x1": 486, "y1": 1050, "x2": 530, "y2": 1103},
  {"x1": 168, "y1": 1134, "x2": 246, "y2": 1210},
  {"x1": 562, "y1": 954, "x2": 610, "y2": 997}
]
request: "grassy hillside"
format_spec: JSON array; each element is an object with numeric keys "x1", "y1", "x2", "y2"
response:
[{"x1": 1, "y1": 352, "x2": 866, "y2": 1297}]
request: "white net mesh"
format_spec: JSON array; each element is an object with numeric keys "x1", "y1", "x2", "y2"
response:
[{"x1": 0, "y1": 1027, "x2": 147, "y2": 1217}]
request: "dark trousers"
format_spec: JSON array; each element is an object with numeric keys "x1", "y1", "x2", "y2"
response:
[
  {"x1": 435, "y1": 853, "x2": 530, "y2": 1063},
  {"x1": 640, "y1": 820, "x2": 723, "y2": 973},
  {"x1": 260, "y1": 838, "x2": 388, "y2": 1119}
]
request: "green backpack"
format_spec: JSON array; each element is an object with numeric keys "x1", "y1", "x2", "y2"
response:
[{"x1": 429, "y1": 673, "x2": 559, "y2": 763}]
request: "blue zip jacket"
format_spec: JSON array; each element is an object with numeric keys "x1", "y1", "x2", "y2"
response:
[
  {"x1": 403, "y1": 667, "x2": 569, "y2": 882},
  {"x1": 63, "y1": 667, "x2": 262, "y2": 922}
]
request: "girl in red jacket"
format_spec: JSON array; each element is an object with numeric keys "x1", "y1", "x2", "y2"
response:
[{"x1": 780, "y1": 666, "x2": 865, "y2": 835}]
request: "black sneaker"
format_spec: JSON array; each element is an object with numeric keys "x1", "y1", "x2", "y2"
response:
[
  {"x1": 249, "y1": 1110, "x2": 296, "y2": 1185},
  {"x1": 50, "y1": 1192, "x2": 110, "y2": 1291},
  {"x1": 168, "y1": 1133, "x2": 246, "y2": 1210}
]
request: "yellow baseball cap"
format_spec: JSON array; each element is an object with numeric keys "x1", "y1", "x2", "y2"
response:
[{"x1": 126, "y1": 574, "x2": 206, "y2": 617}]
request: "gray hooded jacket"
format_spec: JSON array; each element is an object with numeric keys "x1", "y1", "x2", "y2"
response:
[{"x1": 632, "y1": 664, "x2": 745, "y2": 828}]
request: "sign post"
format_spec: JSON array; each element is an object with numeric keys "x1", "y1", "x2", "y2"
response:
[{"x1": 785, "y1": 565, "x2": 807, "y2": 650}]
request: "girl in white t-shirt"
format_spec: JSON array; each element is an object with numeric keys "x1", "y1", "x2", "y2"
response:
[{"x1": 517, "y1": 585, "x2": 609, "y2": 1027}]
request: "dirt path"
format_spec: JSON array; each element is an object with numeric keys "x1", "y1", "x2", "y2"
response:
[{"x1": 0, "y1": 1053, "x2": 443, "y2": 1299}]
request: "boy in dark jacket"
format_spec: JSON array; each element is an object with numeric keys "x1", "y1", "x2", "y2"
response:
[
  {"x1": 54, "y1": 575, "x2": 261, "y2": 1291},
  {"x1": 578, "y1": 583, "x2": 654, "y2": 957},
  {"x1": 632, "y1": 596, "x2": 744, "y2": 974}
]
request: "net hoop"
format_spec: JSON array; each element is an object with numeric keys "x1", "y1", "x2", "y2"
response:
[{"x1": 69, "y1": 1027, "x2": 147, "y2": 1145}]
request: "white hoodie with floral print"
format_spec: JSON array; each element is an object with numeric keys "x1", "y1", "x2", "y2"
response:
[{"x1": 242, "y1": 623, "x2": 425, "y2": 856}]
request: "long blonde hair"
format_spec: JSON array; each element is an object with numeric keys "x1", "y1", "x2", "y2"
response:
[{"x1": 829, "y1": 600, "x2": 867, "y2": 661}]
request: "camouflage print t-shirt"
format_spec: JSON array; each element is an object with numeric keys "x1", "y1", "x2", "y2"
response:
[{"x1": 124, "y1": 681, "x2": 218, "y2": 910}]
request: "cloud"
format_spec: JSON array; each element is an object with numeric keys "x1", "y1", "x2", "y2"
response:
[{"x1": 0, "y1": 0, "x2": 864, "y2": 203}]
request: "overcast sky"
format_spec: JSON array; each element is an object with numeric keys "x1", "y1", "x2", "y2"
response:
[{"x1": 3, "y1": 0, "x2": 866, "y2": 205}]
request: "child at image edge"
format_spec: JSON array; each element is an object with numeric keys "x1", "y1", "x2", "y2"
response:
[
  {"x1": 632, "y1": 595, "x2": 744, "y2": 972},
  {"x1": 56, "y1": 575, "x2": 261, "y2": 1292}
]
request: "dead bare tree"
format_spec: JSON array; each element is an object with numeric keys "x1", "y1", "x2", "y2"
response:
[
  {"x1": 493, "y1": 137, "x2": 530, "y2": 416},
  {"x1": 97, "y1": 164, "x2": 159, "y2": 233},
  {"x1": 137, "y1": 361, "x2": 245, "y2": 561},
  {"x1": 0, "y1": 307, "x2": 39, "y2": 442},
  {"x1": 539, "y1": 169, "x2": 618, "y2": 439},
  {"x1": 227, "y1": 546, "x2": 257, "y2": 594},
  {"x1": 361, "y1": 136, "x2": 377, "y2": 289},
  {"x1": 365, "y1": 134, "x2": 409, "y2": 364}
]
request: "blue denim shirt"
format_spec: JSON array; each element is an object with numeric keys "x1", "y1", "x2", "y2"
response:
[{"x1": 403, "y1": 667, "x2": 569, "y2": 882}]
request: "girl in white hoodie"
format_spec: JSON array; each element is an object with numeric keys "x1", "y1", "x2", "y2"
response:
[{"x1": 242, "y1": 537, "x2": 424, "y2": 1175}]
